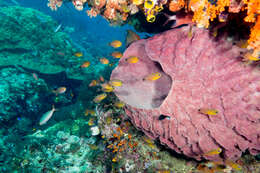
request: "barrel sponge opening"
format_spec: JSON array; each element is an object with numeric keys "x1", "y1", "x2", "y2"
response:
[
  {"x1": 111, "y1": 48, "x2": 172, "y2": 109},
  {"x1": 150, "y1": 61, "x2": 172, "y2": 108}
]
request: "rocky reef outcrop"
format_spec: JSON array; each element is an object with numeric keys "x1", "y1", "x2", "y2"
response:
[
  {"x1": 0, "y1": 67, "x2": 48, "y2": 124},
  {"x1": 0, "y1": 6, "x2": 105, "y2": 80},
  {"x1": 111, "y1": 26, "x2": 260, "y2": 161}
]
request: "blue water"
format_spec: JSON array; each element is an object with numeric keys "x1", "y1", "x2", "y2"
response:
[{"x1": 18, "y1": 0, "x2": 147, "y2": 51}]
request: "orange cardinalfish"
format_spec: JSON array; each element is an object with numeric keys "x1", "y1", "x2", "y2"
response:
[
  {"x1": 196, "y1": 162, "x2": 223, "y2": 173},
  {"x1": 125, "y1": 56, "x2": 139, "y2": 63},
  {"x1": 84, "y1": 109, "x2": 95, "y2": 116},
  {"x1": 126, "y1": 30, "x2": 140, "y2": 47},
  {"x1": 109, "y1": 63, "x2": 115, "y2": 67},
  {"x1": 89, "y1": 80, "x2": 98, "y2": 87},
  {"x1": 88, "y1": 118, "x2": 95, "y2": 126},
  {"x1": 100, "y1": 57, "x2": 109, "y2": 64},
  {"x1": 80, "y1": 61, "x2": 90, "y2": 68},
  {"x1": 99, "y1": 76, "x2": 105, "y2": 82},
  {"x1": 112, "y1": 157, "x2": 117, "y2": 162},
  {"x1": 225, "y1": 160, "x2": 242, "y2": 171},
  {"x1": 52, "y1": 87, "x2": 66, "y2": 95},
  {"x1": 93, "y1": 93, "x2": 107, "y2": 103},
  {"x1": 143, "y1": 72, "x2": 161, "y2": 81},
  {"x1": 109, "y1": 79, "x2": 123, "y2": 87},
  {"x1": 114, "y1": 101, "x2": 125, "y2": 108},
  {"x1": 109, "y1": 40, "x2": 122, "y2": 48},
  {"x1": 203, "y1": 148, "x2": 222, "y2": 156},
  {"x1": 101, "y1": 83, "x2": 114, "y2": 92},
  {"x1": 198, "y1": 108, "x2": 218, "y2": 116},
  {"x1": 111, "y1": 51, "x2": 123, "y2": 58},
  {"x1": 74, "y1": 52, "x2": 83, "y2": 57}
]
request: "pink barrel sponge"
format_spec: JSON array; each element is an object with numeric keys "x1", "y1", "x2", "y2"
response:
[{"x1": 111, "y1": 26, "x2": 260, "y2": 161}]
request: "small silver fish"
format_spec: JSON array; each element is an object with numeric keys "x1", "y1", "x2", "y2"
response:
[
  {"x1": 54, "y1": 24, "x2": 62, "y2": 33},
  {"x1": 39, "y1": 105, "x2": 57, "y2": 125}
]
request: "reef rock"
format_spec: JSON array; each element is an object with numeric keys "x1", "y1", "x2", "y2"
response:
[
  {"x1": 0, "y1": 6, "x2": 104, "y2": 80},
  {"x1": 111, "y1": 27, "x2": 260, "y2": 161},
  {"x1": 0, "y1": 67, "x2": 48, "y2": 123}
]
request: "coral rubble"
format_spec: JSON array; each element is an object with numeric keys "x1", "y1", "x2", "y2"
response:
[{"x1": 111, "y1": 26, "x2": 260, "y2": 161}]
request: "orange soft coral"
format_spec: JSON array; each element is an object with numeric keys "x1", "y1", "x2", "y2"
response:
[
  {"x1": 190, "y1": 0, "x2": 230, "y2": 27},
  {"x1": 243, "y1": 0, "x2": 260, "y2": 23},
  {"x1": 104, "y1": 7, "x2": 117, "y2": 20},
  {"x1": 47, "y1": 0, "x2": 63, "y2": 11},
  {"x1": 93, "y1": 0, "x2": 107, "y2": 9},
  {"x1": 248, "y1": 15, "x2": 260, "y2": 57},
  {"x1": 86, "y1": 8, "x2": 99, "y2": 17},
  {"x1": 72, "y1": 0, "x2": 87, "y2": 11},
  {"x1": 169, "y1": 0, "x2": 185, "y2": 12},
  {"x1": 229, "y1": 0, "x2": 244, "y2": 13},
  {"x1": 180, "y1": 0, "x2": 259, "y2": 55}
]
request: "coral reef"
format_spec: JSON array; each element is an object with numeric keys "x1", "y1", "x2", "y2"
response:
[
  {"x1": 0, "y1": 67, "x2": 48, "y2": 124},
  {"x1": 96, "y1": 98, "x2": 260, "y2": 172},
  {"x1": 0, "y1": 118, "x2": 104, "y2": 172},
  {"x1": 47, "y1": 0, "x2": 63, "y2": 11},
  {"x1": 111, "y1": 26, "x2": 260, "y2": 161},
  {"x1": 0, "y1": 6, "x2": 106, "y2": 80},
  {"x1": 50, "y1": 0, "x2": 259, "y2": 56},
  {"x1": 96, "y1": 103, "x2": 197, "y2": 172}
]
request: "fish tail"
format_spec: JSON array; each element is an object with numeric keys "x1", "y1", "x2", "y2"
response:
[
  {"x1": 52, "y1": 90, "x2": 57, "y2": 95},
  {"x1": 52, "y1": 104, "x2": 58, "y2": 111}
]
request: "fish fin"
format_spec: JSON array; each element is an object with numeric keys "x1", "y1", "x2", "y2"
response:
[
  {"x1": 163, "y1": 13, "x2": 176, "y2": 26},
  {"x1": 163, "y1": 19, "x2": 170, "y2": 26}
]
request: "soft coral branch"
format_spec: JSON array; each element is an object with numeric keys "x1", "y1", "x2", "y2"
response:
[{"x1": 47, "y1": 0, "x2": 63, "y2": 11}]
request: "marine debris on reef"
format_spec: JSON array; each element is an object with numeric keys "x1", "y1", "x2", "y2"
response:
[
  {"x1": 48, "y1": 0, "x2": 259, "y2": 58},
  {"x1": 111, "y1": 26, "x2": 260, "y2": 162}
]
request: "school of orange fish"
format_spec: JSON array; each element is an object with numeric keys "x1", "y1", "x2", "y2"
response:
[{"x1": 37, "y1": 29, "x2": 253, "y2": 172}]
